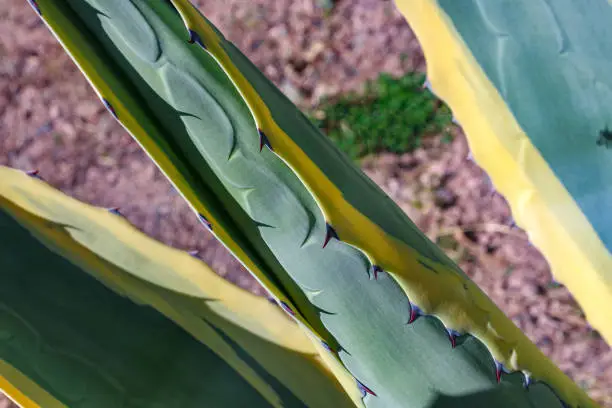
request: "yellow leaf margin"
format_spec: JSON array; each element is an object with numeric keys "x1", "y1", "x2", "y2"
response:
[{"x1": 395, "y1": 0, "x2": 612, "y2": 352}]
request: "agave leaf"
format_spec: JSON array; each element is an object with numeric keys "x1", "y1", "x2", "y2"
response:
[
  {"x1": 0, "y1": 166, "x2": 357, "y2": 408},
  {"x1": 30, "y1": 0, "x2": 336, "y2": 353},
  {"x1": 393, "y1": 0, "x2": 612, "y2": 348},
  {"x1": 30, "y1": 0, "x2": 595, "y2": 406}
]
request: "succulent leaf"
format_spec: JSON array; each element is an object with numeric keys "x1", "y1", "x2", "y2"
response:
[
  {"x1": 0, "y1": 166, "x2": 357, "y2": 408},
  {"x1": 31, "y1": 1, "x2": 596, "y2": 406},
  {"x1": 394, "y1": 0, "x2": 612, "y2": 353}
]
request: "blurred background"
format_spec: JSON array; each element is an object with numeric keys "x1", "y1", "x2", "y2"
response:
[{"x1": 1, "y1": 0, "x2": 611, "y2": 406}]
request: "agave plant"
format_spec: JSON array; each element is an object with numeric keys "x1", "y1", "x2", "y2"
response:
[
  {"x1": 6, "y1": 0, "x2": 604, "y2": 406},
  {"x1": 394, "y1": 0, "x2": 612, "y2": 347},
  {"x1": 0, "y1": 166, "x2": 357, "y2": 407}
]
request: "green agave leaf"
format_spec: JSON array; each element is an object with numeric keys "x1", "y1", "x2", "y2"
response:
[
  {"x1": 30, "y1": 1, "x2": 595, "y2": 406},
  {"x1": 0, "y1": 166, "x2": 356, "y2": 408},
  {"x1": 393, "y1": 0, "x2": 612, "y2": 353}
]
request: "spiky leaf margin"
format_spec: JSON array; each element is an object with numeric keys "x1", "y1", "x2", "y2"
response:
[
  {"x1": 28, "y1": 0, "x2": 595, "y2": 406},
  {"x1": 394, "y1": 0, "x2": 612, "y2": 353},
  {"x1": 0, "y1": 166, "x2": 357, "y2": 408}
]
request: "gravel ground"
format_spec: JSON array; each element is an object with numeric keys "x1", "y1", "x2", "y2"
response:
[{"x1": 1, "y1": 0, "x2": 610, "y2": 406}]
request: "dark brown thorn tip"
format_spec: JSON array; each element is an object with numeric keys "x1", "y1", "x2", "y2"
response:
[
  {"x1": 26, "y1": 170, "x2": 42, "y2": 180},
  {"x1": 371, "y1": 265, "x2": 383, "y2": 280},
  {"x1": 321, "y1": 340, "x2": 332, "y2": 352},
  {"x1": 356, "y1": 379, "x2": 377, "y2": 397},
  {"x1": 187, "y1": 29, "x2": 207, "y2": 49},
  {"x1": 323, "y1": 223, "x2": 339, "y2": 248},
  {"x1": 408, "y1": 302, "x2": 422, "y2": 324},
  {"x1": 279, "y1": 301, "x2": 295, "y2": 316},
  {"x1": 446, "y1": 328, "x2": 460, "y2": 349},
  {"x1": 27, "y1": 0, "x2": 41, "y2": 16},
  {"x1": 258, "y1": 129, "x2": 272, "y2": 152},
  {"x1": 107, "y1": 207, "x2": 122, "y2": 216},
  {"x1": 102, "y1": 98, "x2": 118, "y2": 119},
  {"x1": 197, "y1": 213, "x2": 213, "y2": 230}
]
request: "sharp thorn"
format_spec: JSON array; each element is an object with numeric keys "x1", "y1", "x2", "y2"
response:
[
  {"x1": 197, "y1": 213, "x2": 213, "y2": 230},
  {"x1": 523, "y1": 372, "x2": 532, "y2": 389},
  {"x1": 187, "y1": 29, "x2": 196, "y2": 43},
  {"x1": 408, "y1": 302, "x2": 422, "y2": 324},
  {"x1": 107, "y1": 207, "x2": 122, "y2": 216},
  {"x1": 323, "y1": 223, "x2": 339, "y2": 248},
  {"x1": 495, "y1": 361, "x2": 505, "y2": 383},
  {"x1": 371, "y1": 265, "x2": 383, "y2": 280},
  {"x1": 26, "y1": 169, "x2": 42, "y2": 180},
  {"x1": 446, "y1": 328, "x2": 460, "y2": 349},
  {"x1": 279, "y1": 301, "x2": 295, "y2": 316},
  {"x1": 258, "y1": 129, "x2": 272, "y2": 152},
  {"x1": 27, "y1": 0, "x2": 42, "y2": 16},
  {"x1": 356, "y1": 379, "x2": 377, "y2": 397},
  {"x1": 320, "y1": 340, "x2": 332, "y2": 352},
  {"x1": 102, "y1": 98, "x2": 118, "y2": 119},
  {"x1": 549, "y1": 278, "x2": 563, "y2": 288},
  {"x1": 188, "y1": 29, "x2": 207, "y2": 49}
]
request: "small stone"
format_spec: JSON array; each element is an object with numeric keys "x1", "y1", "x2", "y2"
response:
[
  {"x1": 75, "y1": 101, "x2": 102, "y2": 118},
  {"x1": 433, "y1": 187, "x2": 457, "y2": 209}
]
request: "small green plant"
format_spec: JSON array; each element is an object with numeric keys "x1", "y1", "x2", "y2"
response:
[{"x1": 310, "y1": 73, "x2": 453, "y2": 159}]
